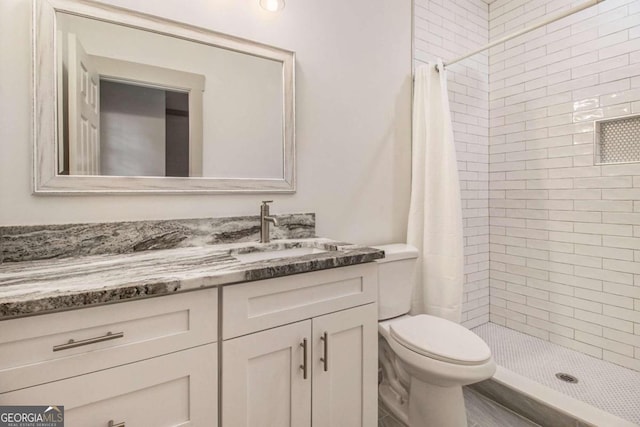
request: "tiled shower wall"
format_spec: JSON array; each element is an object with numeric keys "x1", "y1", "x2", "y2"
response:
[
  {"x1": 488, "y1": 0, "x2": 640, "y2": 371},
  {"x1": 414, "y1": 0, "x2": 490, "y2": 328}
]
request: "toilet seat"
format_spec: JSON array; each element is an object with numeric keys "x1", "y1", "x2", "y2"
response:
[{"x1": 389, "y1": 314, "x2": 491, "y2": 366}]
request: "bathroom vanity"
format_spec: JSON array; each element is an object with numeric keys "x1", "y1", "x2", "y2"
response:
[{"x1": 0, "y1": 216, "x2": 383, "y2": 426}]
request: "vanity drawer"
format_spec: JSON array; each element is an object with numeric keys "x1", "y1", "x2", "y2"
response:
[
  {"x1": 0, "y1": 288, "x2": 217, "y2": 393},
  {"x1": 223, "y1": 263, "x2": 377, "y2": 339},
  {"x1": 0, "y1": 343, "x2": 218, "y2": 427}
]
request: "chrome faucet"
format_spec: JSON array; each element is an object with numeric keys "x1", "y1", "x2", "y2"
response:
[{"x1": 260, "y1": 200, "x2": 279, "y2": 243}]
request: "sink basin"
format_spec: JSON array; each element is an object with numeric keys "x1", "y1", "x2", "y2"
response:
[{"x1": 232, "y1": 247, "x2": 327, "y2": 263}]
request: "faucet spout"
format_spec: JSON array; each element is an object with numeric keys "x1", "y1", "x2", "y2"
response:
[{"x1": 263, "y1": 216, "x2": 279, "y2": 227}]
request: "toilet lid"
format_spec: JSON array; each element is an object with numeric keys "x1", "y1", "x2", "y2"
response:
[{"x1": 389, "y1": 315, "x2": 491, "y2": 365}]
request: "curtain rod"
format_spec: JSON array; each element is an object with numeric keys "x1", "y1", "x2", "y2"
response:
[{"x1": 435, "y1": 0, "x2": 604, "y2": 72}]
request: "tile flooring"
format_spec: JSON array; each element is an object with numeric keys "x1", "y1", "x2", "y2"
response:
[
  {"x1": 473, "y1": 323, "x2": 640, "y2": 425},
  {"x1": 378, "y1": 388, "x2": 539, "y2": 427}
]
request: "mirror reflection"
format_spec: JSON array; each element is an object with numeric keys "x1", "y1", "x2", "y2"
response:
[{"x1": 56, "y1": 12, "x2": 285, "y2": 179}]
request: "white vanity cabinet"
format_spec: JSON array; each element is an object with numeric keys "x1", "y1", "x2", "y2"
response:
[
  {"x1": 221, "y1": 263, "x2": 378, "y2": 427},
  {"x1": 0, "y1": 288, "x2": 219, "y2": 427},
  {"x1": 0, "y1": 260, "x2": 379, "y2": 426}
]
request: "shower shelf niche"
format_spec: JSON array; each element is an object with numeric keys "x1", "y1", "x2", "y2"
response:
[{"x1": 594, "y1": 114, "x2": 640, "y2": 165}]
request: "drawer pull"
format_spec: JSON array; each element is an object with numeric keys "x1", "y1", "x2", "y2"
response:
[
  {"x1": 300, "y1": 338, "x2": 308, "y2": 380},
  {"x1": 108, "y1": 421, "x2": 125, "y2": 427},
  {"x1": 320, "y1": 332, "x2": 328, "y2": 372},
  {"x1": 53, "y1": 331, "x2": 124, "y2": 352}
]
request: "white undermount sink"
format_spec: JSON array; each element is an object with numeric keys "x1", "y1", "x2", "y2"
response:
[{"x1": 232, "y1": 247, "x2": 327, "y2": 263}]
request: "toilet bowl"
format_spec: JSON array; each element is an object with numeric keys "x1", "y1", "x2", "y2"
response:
[
  {"x1": 379, "y1": 314, "x2": 495, "y2": 426},
  {"x1": 374, "y1": 244, "x2": 495, "y2": 427}
]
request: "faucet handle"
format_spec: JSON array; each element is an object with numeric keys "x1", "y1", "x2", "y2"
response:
[{"x1": 261, "y1": 200, "x2": 273, "y2": 205}]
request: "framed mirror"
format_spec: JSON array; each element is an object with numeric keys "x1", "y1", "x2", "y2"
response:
[{"x1": 33, "y1": 0, "x2": 295, "y2": 194}]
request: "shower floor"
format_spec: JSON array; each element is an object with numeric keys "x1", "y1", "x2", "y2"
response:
[{"x1": 472, "y1": 323, "x2": 640, "y2": 425}]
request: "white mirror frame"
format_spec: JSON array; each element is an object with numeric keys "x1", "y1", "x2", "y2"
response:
[{"x1": 33, "y1": 0, "x2": 296, "y2": 194}]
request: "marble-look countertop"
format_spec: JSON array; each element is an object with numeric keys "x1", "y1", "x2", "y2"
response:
[{"x1": 0, "y1": 238, "x2": 384, "y2": 319}]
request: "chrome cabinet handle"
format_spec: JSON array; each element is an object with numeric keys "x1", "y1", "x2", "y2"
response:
[
  {"x1": 320, "y1": 332, "x2": 328, "y2": 372},
  {"x1": 108, "y1": 421, "x2": 125, "y2": 427},
  {"x1": 300, "y1": 338, "x2": 308, "y2": 379},
  {"x1": 53, "y1": 331, "x2": 124, "y2": 352}
]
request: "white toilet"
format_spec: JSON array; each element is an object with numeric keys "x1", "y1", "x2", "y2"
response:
[{"x1": 374, "y1": 244, "x2": 496, "y2": 427}]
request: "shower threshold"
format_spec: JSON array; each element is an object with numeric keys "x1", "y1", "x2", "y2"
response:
[{"x1": 472, "y1": 323, "x2": 640, "y2": 426}]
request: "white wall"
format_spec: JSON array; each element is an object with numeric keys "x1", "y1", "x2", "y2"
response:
[
  {"x1": 414, "y1": 0, "x2": 490, "y2": 328},
  {"x1": 0, "y1": 0, "x2": 412, "y2": 246},
  {"x1": 489, "y1": 0, "x2": 640, "y2": 371}
]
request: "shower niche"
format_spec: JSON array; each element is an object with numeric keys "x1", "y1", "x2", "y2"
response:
[{"x1": 594, "y1": 114, "x2": 640, "y2": 165}]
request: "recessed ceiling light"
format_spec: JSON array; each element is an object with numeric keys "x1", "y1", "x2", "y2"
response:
[{"x1": 260, "y1": 0, "x2": 285, "y2": 12}]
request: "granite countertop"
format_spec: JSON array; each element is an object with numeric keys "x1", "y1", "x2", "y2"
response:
[{"x1": 0, "y1": 238, "x2": 384, "y2": 319}]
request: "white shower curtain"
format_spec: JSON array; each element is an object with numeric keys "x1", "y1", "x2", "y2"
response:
[{"x1": 407, "y1": 60, "x2": 464, "y2": 323}]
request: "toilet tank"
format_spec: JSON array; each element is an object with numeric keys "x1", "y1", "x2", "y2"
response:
[{"x1": 373, "y1": 244, "x2": 419, "y2": 321}]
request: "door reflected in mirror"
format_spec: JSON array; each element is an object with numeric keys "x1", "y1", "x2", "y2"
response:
[{"x1": 56, "y1": 11, "x2": 285, "y2": 180}]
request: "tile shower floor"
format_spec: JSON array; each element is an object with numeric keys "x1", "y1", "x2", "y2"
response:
[{"x1": 472, "y1": 323, "x2": 640, "y2": 425}]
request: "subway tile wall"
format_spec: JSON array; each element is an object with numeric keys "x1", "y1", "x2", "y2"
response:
[
  {"x1": 414, "y1": 0, "x2": 490, "y2": 328},
  {"x1": 489, "y1": 0, "x2": 640, "y2": 371}
]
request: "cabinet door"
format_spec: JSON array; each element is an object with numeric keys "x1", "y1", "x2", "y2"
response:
[
  {"x1": 312, "y1": 304, "x2": 378, "y2": 427},
  {"x1": 222, "y1": 320, "x2": 311, "y2": 427},
  {"x1": 0, "y1": 344, "x2": 217, "y2": 427}
]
